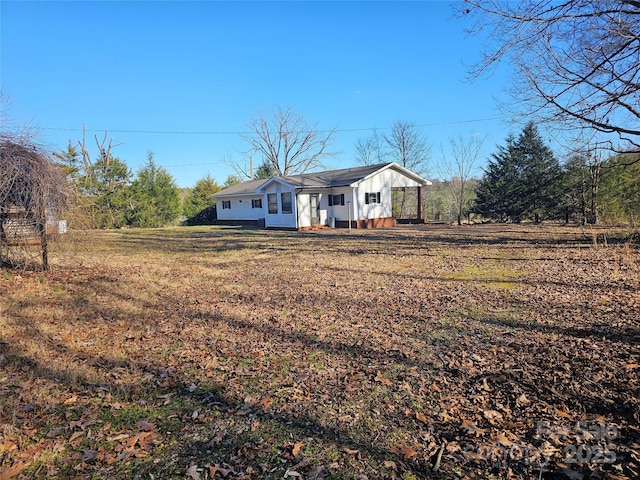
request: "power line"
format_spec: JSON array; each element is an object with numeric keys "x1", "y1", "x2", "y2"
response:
[
  {"x1": 41, "y1": 116, "x2": 505, "y2": 136},
  {"x1": 43, "y1": 127, "x2": 248, "y2": 135},
  {"x1": 161, "y1": 161, "x2": 227, "y2": 167}
]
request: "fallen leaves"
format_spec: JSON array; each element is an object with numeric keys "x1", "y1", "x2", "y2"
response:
[
  {"x1": 390, "y1": 444, "x2": 418, "y2": 460},
  {"x1": 461, "y1": 419, "x2": 487, "y2": 437},
  {"x1": 208, "y1": 464, "x2": 233, "y2": 477},
  {"x1": 291, "y1": 441, "x2": 304, "y2": 457},
  {"x1": 555, "y1": 409, "x2": 574, "y2": 420},
  {"x1": 374, "y1": 371, "x2": 392, "y2": 386},
  {"x1": 483, "y1": 409, "x2": 504, "y2": 425},
  {"x1": 124, "y1": 430, "x2": 157, "y2": 451},
  {"x1": 185, "y1": 464, "x2": 202, "y2": 480},
  {"x1": 1, "y1": 225, "x2": 638, "y2": 479},
  {"x1": 207, "y1": 431, "x2": 225, "y2": 448}
]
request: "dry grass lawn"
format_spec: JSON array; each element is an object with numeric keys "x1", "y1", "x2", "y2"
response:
[{"x1": 1, "y1": 224, "x2": 638, "y2": 479}]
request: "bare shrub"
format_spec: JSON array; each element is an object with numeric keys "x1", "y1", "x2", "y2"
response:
[{"x1": 0, "y1": 135, "x2": 67, "y2": 270}]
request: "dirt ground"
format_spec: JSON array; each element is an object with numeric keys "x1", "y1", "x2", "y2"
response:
[{"x1": 1, "y1": 224, "x2": 638, "y2": 479}]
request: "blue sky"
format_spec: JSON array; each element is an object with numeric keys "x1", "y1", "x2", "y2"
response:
[{"x1": 1, "y1": 1, "x2": 516, "y2": 188}]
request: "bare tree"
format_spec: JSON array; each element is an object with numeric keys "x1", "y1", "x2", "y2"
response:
[
  {"x1": 240, "y1": 106, "x2": 336, "y2": 177},
  {"x1": 384, "y1": 120, "x2": 431, "y2": 175},
  {"x1": 76, "y1": 126, "x2": 124, "y2": 196},
  {"x1": 438, "y1": 135, "x2": 485, "y2": 225},
  {"x1": 384, "y1": 120, "x2": 431, "y2": 218},
  {"x1": 355, "y1": 130, "x2": 387, "y2": 166},
  {"x1": 459, "y1": 1, "x2": 640, "y2": 154}
]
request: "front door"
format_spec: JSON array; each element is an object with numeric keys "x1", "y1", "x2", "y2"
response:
[{"x1": 309, "y1": 194, "x2": 320, "y2": 226}]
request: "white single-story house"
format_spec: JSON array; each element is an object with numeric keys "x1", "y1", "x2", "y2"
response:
[{"x1": 213, "y1": 162, "x2": 431, "y2": 229}]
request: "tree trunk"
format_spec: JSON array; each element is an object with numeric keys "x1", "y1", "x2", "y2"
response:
[
  {"x1": 588, "y1": 160, "x2": 601, "y2": 225},
  {"x1": 37, "y1": 206, "x2": 48, "y2": 271}
]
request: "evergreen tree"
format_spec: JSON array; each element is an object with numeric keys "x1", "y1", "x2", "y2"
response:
[
  {"x1": 475, "y1": 135, "x2": 522, "y2": 222},
  {"x1": 255, "y1": 160, "x2": 279, "y2": 179},
  {"x1": 599, "y1": 154, "x2": 640, "y2": 225},
  {"x1": 474, "y1": 123, "x2": 562, "y2": 222},
  {"x1": 183, "y1": 174, "x2": 220, "y2": 219},
  {"x1": 515, "y1": 123, "x2": 563, "y2": 223},
  {"x1": 82, "y1": 151, "x2": 131, "y2": 198},
  {"x1": 222, "y1": 175, "x2": 242, "y2": 189},
  {"x1": 53, "y1": 142, "x2": 82, "y2": 181},
  {"x1": 81, "y1": 153, "x2": 132, "y2": 229},
  {"x1": 127, "y1": 153, "x2": 180, "y2": 228},
  {"x1": 56, "y1": 136, "x2": 133, "y2": 229}
]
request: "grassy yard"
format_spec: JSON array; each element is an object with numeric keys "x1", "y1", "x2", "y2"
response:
[{"x1": 1, "y1": 224, "x2": 638, "y2": 479}]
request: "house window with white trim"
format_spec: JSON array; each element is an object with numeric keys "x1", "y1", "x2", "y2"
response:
[
  {"x1": 267, "y1": 194, "x2": 278, "y2": 214},
  {"x1": 365, "y1": 192, "x2": 381, "y2": 204},
  {"x1": 252, "y1": 199, "x2": 262, "y2": 208},
  {"x1": 221, "y1": 200, "x2": 231, "y2": 209},
  {"x1": 328, "y1": 194, "x2": 345, "y2": 206},
  {"x1": 281, "y1": 192, "x2": 292, "y2": 214}
]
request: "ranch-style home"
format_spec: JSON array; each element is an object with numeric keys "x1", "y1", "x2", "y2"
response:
[{"x1": 213, "y1": 162, "x2": 431, "y2": 229}]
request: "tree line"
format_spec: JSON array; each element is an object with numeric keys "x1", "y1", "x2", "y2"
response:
[
  {"x1": 6, "y1": 2, "x2": 640, "y2": 231},
  {"x1": 53, "y1": 118, "x2": 638, "y2": 229},
  {"x1": 53, "y1": 134, "x2": 240, "y2": 229},
  {"x1": 434, "y1": 122, "x2": 639, "y2": 226}
]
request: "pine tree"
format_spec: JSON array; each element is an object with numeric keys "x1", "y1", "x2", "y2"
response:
[
  {"x1": 474, "y1": 123, "x2": 562, "y2": 222},
  {"x1": 53, "y1": 142, "x2": 82, "y2": 181},
  {"x1": 514, "y1": 123, "x2": 563, "y2": 223},
  {"x1": 183, "y1": 175, "x2": 220, "y2": 220},
  {"x1": 255, "y1": 160, "x2": 279, "y2": 179},
  {"x1": 475, "y1": 135, "x2": 522, "y2": 222},
  {"x1": 127, "y1": 153, "x2": 180, "y2": 228},
  {"x1": 80, "y1": 153, "x2": 132, "y2": 229}
]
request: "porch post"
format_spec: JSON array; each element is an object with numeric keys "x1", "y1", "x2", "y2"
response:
[{"x1": 416, "y1": 186, "x2": 423, "y2": 222}]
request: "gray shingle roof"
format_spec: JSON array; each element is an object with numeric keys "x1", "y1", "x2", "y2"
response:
[
  {"x1": 212, "y1": 178, "x2": 269, "y2": 197},
  {"x1": 274, "y1": 163, "x2": 392, "y2": 188},
  {"x1": 214, "y1": 162, "x2": 428, "y2": 197}
]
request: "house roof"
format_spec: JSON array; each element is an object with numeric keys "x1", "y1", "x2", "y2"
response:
[
  {"x1": 212, "y1": 178, "x2": 269, "y2": 197},
  {"x1": 213, "y1": 162, "x2": 430, "y2": 197}
]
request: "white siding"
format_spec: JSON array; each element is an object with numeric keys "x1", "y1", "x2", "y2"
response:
[
  {"x1": 354, "y1": 168, "x2": 423, "y2": 220},
  {"x1": 297, "y1": 193, "x2": 311, "y2": 228},
  {"x1": 319, "y1": 199, "x2": 328, "y2": 226},
  {"x1": 326, "y1": 187, "x2": 353, "y2": 223},
  {"x1": 297, "y1": 190, "x2": 332, "y2": 227},
  {"x1": 216, "y1": 195, "x2": 265, "y2": 222},
  {"x1": 262, "y1": 182, "x2": 297, "y2": 228}
]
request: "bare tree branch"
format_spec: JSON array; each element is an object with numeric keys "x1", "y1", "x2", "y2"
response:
[
  {"x1": 438, "y1": 135, "x2": 485, "y2": 225},
  {"x1": 355, "y1": 130, "x2": 388, "y2": 166},
  {"x1": 1, "y1": 135, "x2": 67, "y2": 270},
  {"x1": 240, "y1": 106, "x2": 336, "y2": 177},
  {"x1": 460, "y1": 0, "x2": 640, "y2": 153},
  {"x1": 384, "y1": 120, "x2": 431, "y2": 176}
]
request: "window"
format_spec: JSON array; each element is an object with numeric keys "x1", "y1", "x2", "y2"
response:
[
  {"x1": 281, "y1": 192, "x2": 292, "y2": 214},
  {"x1": 365, "y1": 192, "x2": 381, "y2": 204},
  {"x1": 252, "y1": 198, "x2": 262, "y2": 209},
  {"x1": 267, "y1": 194, "x2": 278, "y2": 214},
  {"x1": 221, "y1": 200, "x2": 231, "y2": 209},
  {"x1": 328, "y1": 194, "x2": 344, "y2": 206}
]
